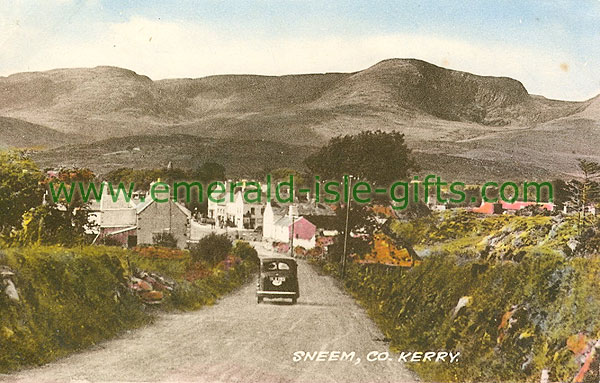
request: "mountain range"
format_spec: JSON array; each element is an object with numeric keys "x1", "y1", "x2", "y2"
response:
[{"x1": 1, "y1": 58, "x2": 598, "y2": 181}]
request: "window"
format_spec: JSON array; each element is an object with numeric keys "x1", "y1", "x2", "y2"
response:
[
  {"x1": 264, "y1": 261, "x2": 291, "y2": 271},
  {"x1": 278, "y1": 262, "x2": 290, "y2": 270}
]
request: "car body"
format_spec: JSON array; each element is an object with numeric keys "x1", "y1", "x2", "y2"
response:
[{"x1": 256, "y1": 257, "x2": 299, "y2": 304}]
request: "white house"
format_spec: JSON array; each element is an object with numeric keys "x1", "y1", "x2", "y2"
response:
[
  {"x1": 263, "y1": 203, "x2": 317, "y2": 249},
  {"x1": 208, "y1": 187, "x2": 264, "y2": 229}
]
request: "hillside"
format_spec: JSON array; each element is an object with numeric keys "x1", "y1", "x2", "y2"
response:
[
  {"x1": 30, "y1": 134, "x2": 316, "y2": 178},
  {"x1": 0, "y1": 59, "x2": 587, "y2": 143},
  {"x1": 0, "y1": 117, "x2": 79, "y2": 149},
  {"x1": 2, "y1": 59, "x2": 599, "y2": 179},
  {"x1": 29, "y1": 133, "x2": 555, "y2": 182}
]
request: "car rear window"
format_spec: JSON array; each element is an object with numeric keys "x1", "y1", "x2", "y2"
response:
[{"x1": 264, "y1": 261, "x2": 291, "y2": 271}]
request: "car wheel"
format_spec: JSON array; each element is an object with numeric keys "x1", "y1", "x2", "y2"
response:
[
  {"x1": 291, "y1": 297, "x2": 297, "y2": 305},
  {"x1": 257, "y1": 296, "x2": 263, "y2": 304}
]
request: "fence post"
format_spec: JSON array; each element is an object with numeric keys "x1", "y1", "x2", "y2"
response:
[{"x1": 540, "y1": 369, "x2": 549, "y2": 383}]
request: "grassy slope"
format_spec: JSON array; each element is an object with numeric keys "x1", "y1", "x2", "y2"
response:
[
  {"x1": 0, "y1": 245, "x2": 257, "y2": 373},
  {"x1": 315, "y1": 213, "x2": 598, "y2": 382},
  {"x1": 0, "y1": 246, "x2": 149, "y2": 372}
]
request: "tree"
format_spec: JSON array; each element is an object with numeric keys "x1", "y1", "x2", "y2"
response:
[
  {"x1": 190, "y1": 233, "x2": 232, "y2": 264},
  {"x1": 329, "y1": 203, "x2": 381, "y2": 263},
  {"x1": 231, "y1": 240, "x2": 259, "y2": 264},
  {"x1": 0, "y1": 151, "x2": 44, "y2": 236},
  {"x1": 195, "y1": 162, "x2": 226, "y2": 183},
  {"x1": 269, "y1": 167, "x2": 307, "y2": 187},
  {"x1": 12, "y1": 204, "x2": 91, "y2": 246},
  {"x1": 304, "y1": 130, "x2": 418, "y2": 186},
  {"x1": 550, "y1": 179, "x2": 570, "y2": 211},
  {"x1": 567, "y1": 159, "x2": 600, "y2": 230},
  {"x1": 394, "y1": 201, "x2": 431, "y2": 220},
  {"x1": 380, "y1": 220, "x2": 421, "y2": 261},
  {"x1": 104, "y1": 166, "x2": 189, "y2": 192}
]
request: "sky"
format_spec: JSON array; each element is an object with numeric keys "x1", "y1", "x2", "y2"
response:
[{"x1": 1, "y1": 0, "x2": 599, "y2": 101}]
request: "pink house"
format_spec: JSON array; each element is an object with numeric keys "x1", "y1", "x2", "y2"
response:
[{"x1": 290, "y1": 217, "x2": 317, "y2": 248}]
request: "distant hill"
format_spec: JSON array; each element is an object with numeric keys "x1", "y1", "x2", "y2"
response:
[
  {"x1": 0, "y1": 117, "x2": 79, "y2": 149},
  {"x1": 30, "y1": 134, "x2": 315, "y2": 178},
  {"x1": 2, "y1": 59, "x2": 599, "y2": 179},
  {"x1": 30, "y1": 133, "x2": 555, "y2": 182}
]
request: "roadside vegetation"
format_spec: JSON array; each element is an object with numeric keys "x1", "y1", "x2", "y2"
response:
[
  {"x1": 0, "y1": 151, "x2": 259, "y2": 373},
  {"x1": 313, "y1": 211, "x2": 600, "y2": 382},
  {"x1": 0, "y1": 239, "x2": 258, "y2": 373}
]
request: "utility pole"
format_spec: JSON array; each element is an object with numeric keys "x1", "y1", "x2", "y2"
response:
[
  {"x1": 289, "y1": 205, "x2": 298, "y2": 258},
  {"x1": 341, "y1": 175, "x2": 352, "y2": 279}
]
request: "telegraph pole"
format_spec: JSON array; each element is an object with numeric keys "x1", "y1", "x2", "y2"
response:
[
  {"x1": 341, "y1": 175, "x2": 352, "y2": 279},
  {"x1": 289, "y1": 205, "x2": 298, "y2": 258}
]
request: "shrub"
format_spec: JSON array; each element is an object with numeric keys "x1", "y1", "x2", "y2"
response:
[
  {"x1": 190, "y1": 233, "x2": 232, "y2": 264},
  {"x1": 152, "y1": 232, "x2": 178, "y2": 248},
  {"x1": 231, "y1": 241, "x2": 259, "y2": 264},
  {"x1": 98, "y1": 236, "x2": 124, "y2": 247}
]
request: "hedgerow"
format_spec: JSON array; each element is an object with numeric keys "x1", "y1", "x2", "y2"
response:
[
  {"x1": 0, "y1": 246, "x2": 149, "y2": 372},
  {"x1": 314, "y1": 212, "x2": 600, "y2": 382},
  {"x1": 0, "y1": 242, "x2": 257, "y2": 373}
]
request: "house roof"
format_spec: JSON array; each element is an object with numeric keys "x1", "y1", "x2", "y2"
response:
[
  {"x1": 473, "y1": 201, "x2": 554, "y2": 214},
  {"x1": 274, "y1": 215, "x2": 294, "y2": 227},
  {"x1": 135, "y1": 199, "x2": 153, "y2": 214},
  {"x1": 106, "y1": 226, "x2": 137, "y2": 236},
  {"x1": 135, "y1": 199, "x2": 192, "y2": 217}
]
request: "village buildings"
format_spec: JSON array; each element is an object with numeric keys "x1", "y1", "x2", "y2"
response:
[{"x1": 91, "y1": 182, "x2": 191, "y2": 248}]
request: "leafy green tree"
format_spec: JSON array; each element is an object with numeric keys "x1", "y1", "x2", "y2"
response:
[
  {"x1": 329, "y1": 204, "x2": 381, "y2": 263},
  {"x1": 304, "y1": 130, "x2": 418, "y2": 186},
  {"x1": 12, "y1": 204, "x2": 91, "y2": 246},
  {"x1": 105, "y1": 166, "x2": 189, "y2": 191},
  {"x1": 0, "y1": 151, "x2": 44, "y2": 235},
  {"x1": 5, "y1": 166, "x2": 99, "y2": 247},
  {"x1": 231, "y1": 240, "x2": 259, "y2": 264},
  {"x1": 190, "y1": 233, "x2": 232, "y2": 264},
  {"x1": 269, "y1": 167, "x2": 307, "y2": 187}
]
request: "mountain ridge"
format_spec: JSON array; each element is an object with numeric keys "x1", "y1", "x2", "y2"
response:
[
  {"x1": 1, "y1": 58, "x2": 599, "y2": 179},
  {"x1": 0, "y1": 59, "x2": 592, "y2": 144}
]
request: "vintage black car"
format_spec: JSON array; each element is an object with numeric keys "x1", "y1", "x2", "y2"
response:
[{"x1": 256, "y1": 257, "x2": 299, "y2": 304}]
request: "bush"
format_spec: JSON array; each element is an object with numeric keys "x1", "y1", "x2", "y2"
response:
[
  {"x1": 190, "y1": 233, "x2": 232, "y2": 265},
  {"x1": 231, "y1": 241, "x2": 259, "y2": 264},
  {"x1": 98, "y1": 236, "x2": 124, "y2": 247},
  {"x1": 152, "y1": 232, "x2": 178, "y2": 248},
  {"x1": 129, "y1": 246, "x2": 190, "y2": 280}
]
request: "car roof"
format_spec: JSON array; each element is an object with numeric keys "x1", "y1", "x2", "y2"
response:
[{"x1": 261, "y1": 257, "x2": 297, "y2": 264}]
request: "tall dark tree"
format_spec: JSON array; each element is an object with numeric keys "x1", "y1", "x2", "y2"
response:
[
  {"x1": 551, "y1": 179, "x2": 570, "y2": 211},
  {"x1": 304, "y1": 130, "x2": 418, "y2": 186},
  {"x1": 567, "y1": 159, "x2": 600, "y2": 230}
]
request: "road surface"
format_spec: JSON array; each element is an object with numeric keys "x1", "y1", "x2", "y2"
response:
[{"x1": 2, "y1": 246, "x2": 416, "y2": 383}]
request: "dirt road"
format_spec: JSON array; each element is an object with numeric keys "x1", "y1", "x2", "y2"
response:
[{"x1": 2, "y1": 250, "x2": 416, "y2": 383}]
